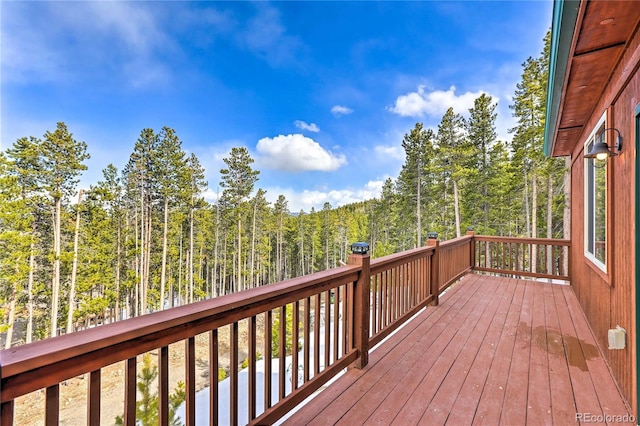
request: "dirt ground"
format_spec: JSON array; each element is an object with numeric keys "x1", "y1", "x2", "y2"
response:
[{"x1": 13, "y1": 318, "x2": 265, "y2": 425}]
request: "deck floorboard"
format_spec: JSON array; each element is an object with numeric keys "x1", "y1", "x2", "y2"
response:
[{"x1": 283, "y1": 273, "x2": 634, "y2": 426}]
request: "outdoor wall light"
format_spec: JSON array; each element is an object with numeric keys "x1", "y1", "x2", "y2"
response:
[
  {"x1": 351, "y1": 242, "x2": 369, "y2": 255},
  {"x1": 427, "y1": 232, "x2": 439, "y2": 240},
  {"x1": 584, "y1": 127, "x2": 623, "y2": 161}
]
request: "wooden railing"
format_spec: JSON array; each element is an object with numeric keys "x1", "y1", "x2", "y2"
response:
[
  {"x1": 473, "y1": 236, "x2": 571, "y2": 281},
  {"x1": 436, "y1": 234, "x2": 475, "y2": 292},
  {"x1": 0, "y1": 235, "x2": 569, "y2": 425},
  {"x1": 368, "y1": 245, "x2": 438, "y2": 348}
]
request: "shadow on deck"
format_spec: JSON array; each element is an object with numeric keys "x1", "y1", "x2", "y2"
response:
[{"x1": 284, "y1": 273, "x2": 634, "y2": 425}]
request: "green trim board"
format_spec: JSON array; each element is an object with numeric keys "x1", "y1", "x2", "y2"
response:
[
  {"x1": 635, "y1": 102, "x2": 640, "y2": 419},
  {"x1": 543, "y1": 0, "x2": 580, "y2": 157}
]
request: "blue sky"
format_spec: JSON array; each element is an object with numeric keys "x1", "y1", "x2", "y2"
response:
[{"x1": 1, "y1": 1, "x2": 552, "y2": 212}]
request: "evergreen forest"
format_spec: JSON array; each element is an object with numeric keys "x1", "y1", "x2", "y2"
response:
[{"x1": 0, "y1": 33, "x2": 567, "y2": 348}]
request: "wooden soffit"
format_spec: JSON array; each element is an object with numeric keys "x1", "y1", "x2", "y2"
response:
[{"x1": 550, "y1": 1, "x2": 640, "y2": 157}]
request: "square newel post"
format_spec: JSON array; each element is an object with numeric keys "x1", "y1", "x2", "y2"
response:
[
  {"x1": 466, "y1": 228, "x2": 476, "y2": 270},
  {"x1": 348, "y1": 242, "x2": 371, "y2": 369},
  {"x1": 427, "y1": 233, "x2": 440, "y2": 306}
]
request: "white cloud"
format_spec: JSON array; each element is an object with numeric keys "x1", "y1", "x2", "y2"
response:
[
  {"x1": 294, "y1": 120, "x2": 320, "y2": 133},
  {"x1": 265, "y1": 180, "x2": 385, "y2": 212},
  {"x1": 374, "y1": 145, "x2": 404, "y2": 161},
  {"x1": 388, "y1": 85, "x2": 491, "y2": 118},
  {"x1": 239, "y1": 3, "x2": 303, "y2": 67},
  {"x1": 2, "y1": 2, "x2": 172, "y2": 87},
  {"x1": 201, "y1": 188, "x2": 220, "y2": 203},
  {"x1": 256, "y1": 134, "x2": 346, "y2": 172},
  {"x1": 331, "y1": 105, "x2": 354, "y2": 117}
]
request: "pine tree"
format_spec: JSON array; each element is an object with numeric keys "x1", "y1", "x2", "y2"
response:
[
  {"x1": 184, "y1": 154, "x2": 206, "y2": 302},
  {"x1": 39, "y1": 123, "x2": 90, "y2": 337},
  {"x1": 437, "y1": 108, "x2": 468, "y2": 238},
  {"x1": 397, "y1": 123, "x2": 437, "y2": 247},
  {"x1": 123, "y1": 128, "x2": 158, "y2": 315},
  {"x1": 220, "y1": 147, "x2": 259, "y2": 292},
  {"x1": 467, "y1": 94, "x2": 498, "y2": 233},
  {"x1": 155, "y1": 127, "x2": 187, "y2": 309},
  {"x1": 0, "y1": 153, "x2": 33, "y2": 348}
]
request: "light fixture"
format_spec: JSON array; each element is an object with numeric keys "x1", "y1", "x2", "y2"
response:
[
  {"x1": 350, "y1": 242, "x2": 369, "y2": 255},
  {"x1": 584, "y1": 127, "x2": 622, "y2": 161}
]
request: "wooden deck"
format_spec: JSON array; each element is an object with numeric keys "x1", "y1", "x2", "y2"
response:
[{"x1": 283, "y1": 273, "x2": 634, "y2": 425}]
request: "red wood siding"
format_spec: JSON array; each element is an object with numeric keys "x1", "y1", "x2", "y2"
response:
[{"x1": 569, "y1": 19, "x2": 640, "y2": 415}]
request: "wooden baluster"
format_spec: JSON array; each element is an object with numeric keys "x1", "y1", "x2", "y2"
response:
[
  {"x1": 186, "y1": 337, "x2": 195, "y2": 426},
  {"x1": 377, "y1": 274, "x2": 383, "y2": 334},
  {"x1": 279, "y1": 305, "x2": 287, "y2": 399},
  {"x1": 45, "y1": 384, "x2": 59, "y2": 426},
  {"x1": 249, "y1": 315, "x2": 257, "y2": 420},
  {"x1": 0, "y1": 401, "x2": 14, "y2": 426},
  {"x1": 87, "y1": 370, "x2": 101, "y2": 425},
  {"x1": 324, "y1": 290, "x2": 331, "y2": 370},
  {"x1": 341, "y1": 288, "x2": 348, "y2": 358},
  {"x1": 159, "y1": 347, "x2": 169, "y2": 426},
  {"x1": 333, "y1": 288, "x2": 340, "y2": 362},
  {"x1": 230, "y1": 323, "x2": 238, "y2": 426},
  {"x1": 265, "y1": 311, "x2": 273, "y2": 409},
  {"x1": 124, "y1": 358, "x2": 136, "y2": 426},
  {"x1": 384, "y1": 271, "x2": 390, "y2": 327},
  {"x1": 313, "y1": 296, "x2": 320, "y2": 376},
  {"x1": 292, "y1": 302, "x2": 300, "y2": 390},
  {"x1": 210, "y1": 329, "x2": 218, "y2": 426},
  {"x1": 303, "y1": 299, "x2": 310, "y2": 383}
]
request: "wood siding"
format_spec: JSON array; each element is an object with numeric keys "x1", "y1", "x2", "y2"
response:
[{"x1": 569, "y1": 19, "x2": 640, "y2": 415}]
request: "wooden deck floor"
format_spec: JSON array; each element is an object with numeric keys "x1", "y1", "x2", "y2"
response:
[{"x1": 283, "y1": 273, "x2": 634, "y2": 425}]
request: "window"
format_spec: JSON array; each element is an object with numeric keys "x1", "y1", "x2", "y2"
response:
[{"x1": 584, "y1": 117, "x2": 607, "y2": 271}]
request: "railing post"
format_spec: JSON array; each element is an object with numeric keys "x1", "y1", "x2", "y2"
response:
[
  {"x1": 427, "y1": 235, "x2": 440, "y2": 306},
  {"x1": 348, "y1": 243, "x2": 370, "y2": 369},
  {"x1": 466, "y1": 228, "x2": 476, "y2": 270},
  {"x1": 0, "y1": 360, "x2": 15, "y2": 426}
]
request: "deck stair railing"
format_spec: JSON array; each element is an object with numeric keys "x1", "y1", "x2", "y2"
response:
[{"x1": 0, "y1": 234, "x2": 569, "y2": 426}]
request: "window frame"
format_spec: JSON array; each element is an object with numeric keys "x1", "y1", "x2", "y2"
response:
[{"x1": 583, "y1": 113, "x2": 608, "y2": 273}]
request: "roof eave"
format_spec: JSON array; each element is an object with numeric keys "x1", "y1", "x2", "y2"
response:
[{"x1": 544, "y1": 0, "x2": 580, "y2": 157}]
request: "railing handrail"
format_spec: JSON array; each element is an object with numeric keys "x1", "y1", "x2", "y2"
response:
[
  {"x1": 0, "y1": 234, "x2": 572, "y2": 424},
  {"x1": 0, "y1": 264, "x2": 361, "y2": 402},
  {"x1": 370, "y1": 245, "x2": 435, "y2": 275},
  {"x1": 438, "y1": 234, "x2": 473, "y2": 249},
  {"x1": 474, "y1": 235, "x2": 571, "y2": 246}
]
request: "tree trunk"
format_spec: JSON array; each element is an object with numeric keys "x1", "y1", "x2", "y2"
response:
[
  {"x1": 139, "y1": 190, "x2": 145, "y2": 316},
  {"x1": 178, "y1": 227, "x2": 183, "y2": 306},
  {"x1": 250, "y1": 203, "x2": 257, "y2": 288},
  {"x1": 417, "y1": 159, "x2": 422, "y2": 247},
  {"x1": 144, "y1": 202, "x2": 152, "y2": 311},
  {"x1": 26, "y1": 242, "x2": 35, "y2": 344},
  {"x1": 523, "y1": 168, "x2": 531, "y2": 237},
  {"x1": 453, "y1": 179, "x2": 461, "y2": 238},
  {"x1": 67, "y1": 190, "x2": 83, "y2": 334},
  {"x1": 5, "y1": 282, "x2": 17, "y2": 349},
  {"x1": 213, "y1": 204, "x2": 219, "y2": 297},
  {"x1": 190, "y1": 206, "x2": 195, "y2": 303},
  {"x1": 115, "y1": 221, "x2": 122, "y2": 320},
  {"x1": 51, "y1": 196, "x2": 62, "y2": 337},
  {"x1": 160, "y1": 197, "x2": 169, "y2": 310},
  {"x1": 563, "y1": 157, "x2": 571, "y2": 274},
  {"x1": 531, "y1": 170, "x2": 538, "y2": 273},
  {"x1": 237, "y1": 217, "x2": 242, "y2": 292}
]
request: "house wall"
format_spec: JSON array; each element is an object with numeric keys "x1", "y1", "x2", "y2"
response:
[{"x1": 569, "y1": 23, "x2": 640, "y2": 414}]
